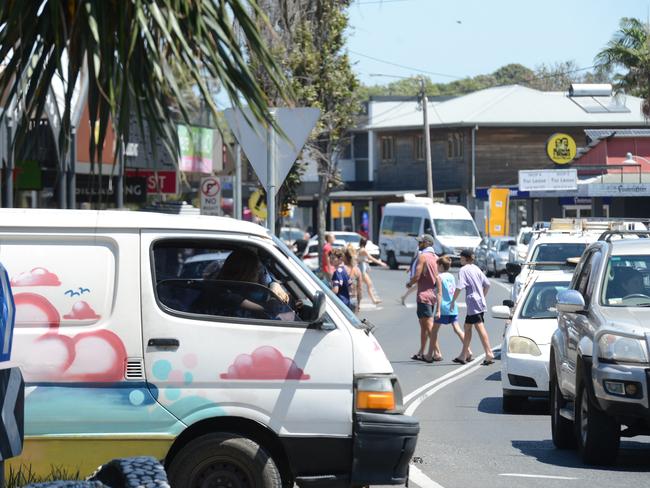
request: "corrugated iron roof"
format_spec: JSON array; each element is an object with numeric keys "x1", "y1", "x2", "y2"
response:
[
  {"x1": 365, "y1": 85, "x2": 650, "y2": 130},
  {"x1": 584, "y1": 128, "x2": 650, "y2": 142}
]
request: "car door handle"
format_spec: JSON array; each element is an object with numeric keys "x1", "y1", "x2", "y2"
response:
[{"x1": 148, "y1": 338, "x2": 180, "y2": 348}]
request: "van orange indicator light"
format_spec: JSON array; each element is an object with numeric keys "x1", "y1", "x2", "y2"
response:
[{"x1": 356, "y1": 391, "x2": 395, "y2": 411}]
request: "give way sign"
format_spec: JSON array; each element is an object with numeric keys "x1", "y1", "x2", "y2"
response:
[{"x1": 224, "y1": 107, "x2": 320, "y2": 196}]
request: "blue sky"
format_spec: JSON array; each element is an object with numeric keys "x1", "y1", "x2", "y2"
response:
[{"x1": 348, "y1": 0, "x2": 650, "y2": 85}]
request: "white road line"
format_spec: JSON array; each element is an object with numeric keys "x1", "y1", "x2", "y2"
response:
[
  {"x1": 409, "y1": 465, "x2": 446, "y2": 488},
  {"x1": 499, "y1": 474, "x2": 578, "y2": 480},
  {"x1": 491, "y1": 279, "x2": 513, "y2": 293}
]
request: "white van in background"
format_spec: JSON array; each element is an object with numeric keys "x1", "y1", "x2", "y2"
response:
[{"x1": 379, "y1": 195, "x2": 481, "y2": 268}]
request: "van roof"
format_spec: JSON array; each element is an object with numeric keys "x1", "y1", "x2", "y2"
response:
[
  {"x1": 383, "y1": 201, "x2": 472, "y2": 219},
  {"x1": 0, "y1": 208, "x2": 271, "y2": 237}
]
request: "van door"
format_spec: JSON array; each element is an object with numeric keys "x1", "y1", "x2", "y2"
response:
[{"x1": 140, "y1": 231, "x2": 354, "y2": 437}]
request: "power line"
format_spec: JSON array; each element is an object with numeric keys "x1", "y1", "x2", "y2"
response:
[{"x1": 349, "y1": 50, "x2": 463, "y2": 80}]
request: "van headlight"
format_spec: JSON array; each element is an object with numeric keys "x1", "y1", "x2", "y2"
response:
[
  {"x1": 508, "y1": 336, "x2": 542, "y2": 356},
  {"x1": 355, "y1": 375, "x2": 403, "y2": 412},
  {"x1": 598, "y1": 333, "x2": 649, "y2": 364}
]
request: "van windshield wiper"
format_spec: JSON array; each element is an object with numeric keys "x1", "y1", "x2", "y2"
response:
[{"x1": 361, "y1": 318, "x2": 376, "y2": 335}]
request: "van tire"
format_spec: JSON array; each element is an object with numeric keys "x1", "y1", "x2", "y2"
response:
[
  {"x1": 88, "y1": 456, "x2": 170, "y2": 487},
  {"x1": 167, "y1": 433, "x2": 282, "y2": 488},
  {"x1": 387, "y1": 252, "x2": 398, "y2": 270}
]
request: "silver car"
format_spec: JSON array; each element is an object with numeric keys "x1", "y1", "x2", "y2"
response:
[
  {"x1": 486, "y1": 236, "x2": 515, "y2": 277},
  {"x1": 551, "y1": 232, "x2": 650, "y2": 465}
]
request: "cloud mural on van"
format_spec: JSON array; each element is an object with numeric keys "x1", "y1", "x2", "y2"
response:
[
  {"x1": 11, "y1": 267, "x2": 61, "y2": 287},
  {"x1": 220, "y1": 346, "x2": 310, "y2": 380},
  {"x1": 12, "y1": 292, "x2": 126, "y2": 382}
]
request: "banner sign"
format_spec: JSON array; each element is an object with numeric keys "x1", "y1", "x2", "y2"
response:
[
  {"x1": 488, "y1": 188, "x2": 510, "y2": 237},
  {"x1": 177, "y1": 125, "x2": 214, "y2": 174},
  {"x1": 125, "y1": 170, "x2": 177, "y2": 194},
  {"x1": 519, "y1": 169, "x2": 577, "y2": 192},
  {"x1": 74, "y1": 175, "x2": 147, "y2": 204},
  {"x1": 587, "y1": 183, "x2": 650, "y2": 197}
]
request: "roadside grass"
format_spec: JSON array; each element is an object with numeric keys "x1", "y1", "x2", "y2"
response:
[{"x1": 6, "y1": 465, "x2": 81, "y2": 487}]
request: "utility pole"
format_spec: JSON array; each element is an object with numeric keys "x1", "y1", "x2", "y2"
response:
[
  {"x1": 266, "y1": 110, "x2": 277, "y2": 234},
  {"x1": 420, "y1": 77, "x2": 433, "y2": 199}
]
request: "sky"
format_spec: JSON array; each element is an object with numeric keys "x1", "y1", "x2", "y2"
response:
[{"x1": 347, "y1": 0, "x2": 650, "y2": 86}]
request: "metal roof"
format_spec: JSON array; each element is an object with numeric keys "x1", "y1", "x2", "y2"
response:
[
  {"x1": 584, "y1": 128, "x2": 650, "y2": 142},
  {"x1": 365, "y1": 85, "x2": 650, "y2": 130}
]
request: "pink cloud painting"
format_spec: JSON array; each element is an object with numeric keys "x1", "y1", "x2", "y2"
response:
[
  {"x1": 11, "y1": 267, "x2": 61, "y2": 287},
  {"x1": 63, "y1": 301, "x2": 101, "y2": 320},
  {"x1": 220, "y1": 346, "x2": 310, "y2": 380}
]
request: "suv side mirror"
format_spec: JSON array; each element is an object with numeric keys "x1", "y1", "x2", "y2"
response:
[
  {"x1": 506, "y1": 263, "x2": 521, "y2": 275},
  {"x1": 309, "y1": 291, "x2": 326, "y2": 324},
  {"x1": 556, "y1": 289, "x2": 586, "y2": 313}
]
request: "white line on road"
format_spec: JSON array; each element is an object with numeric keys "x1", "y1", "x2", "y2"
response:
[
  {"x1": 499, "y1": 474, "x2": 578, "y2": 480},
  {"x1": 409, "y1": 465, "x2": 446, "y2": 488},
  {"x1": 491, "y1": 278, "x2": 513, "y2": 293}
]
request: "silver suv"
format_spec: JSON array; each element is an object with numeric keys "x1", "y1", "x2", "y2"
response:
[{"x1": 550, "y1": 231, "x2": 650, "y2": 465}]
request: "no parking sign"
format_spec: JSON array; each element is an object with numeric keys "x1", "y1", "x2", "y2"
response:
[{"x1": 200, "y1": 176, "x2": 221, "y2": 216}]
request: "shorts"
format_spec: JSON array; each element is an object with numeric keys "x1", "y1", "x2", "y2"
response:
[
  {"x1": 436, "y1": 314, "x2": 458, "y2": 325},
  {"x1": 416, "y1": 302, "x2": 434, "y2": 319},
  {"x1": 465, "y1": 312, "x2": 485, "y2": 324}
]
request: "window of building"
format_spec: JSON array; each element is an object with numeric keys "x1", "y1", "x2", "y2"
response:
[
  {"x1": 381, "y1": 136, "x2": 394, "y2": 161},
  {"x1": 447, "y1": 132, "x2": 464, "y2": 159},
  {"x1": 414, "y1": 135, "x2": 425, "y2": 160}
]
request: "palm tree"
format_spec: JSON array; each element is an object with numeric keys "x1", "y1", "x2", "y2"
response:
[
  {"x1": 595, "y1": 17, "x2": 650, "y2": 116},
  {"x1": 0, "y1": 0, "x2": 288, "y2": 166}
]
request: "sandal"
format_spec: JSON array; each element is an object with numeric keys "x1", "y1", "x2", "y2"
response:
[
  {"x1": 466, "y1": 355, "x2": 473, "y2": 362},
  {"x1": 452, "y1": 357, "x2": 466, "y2": 365},
  {"x1": 411, "y1": 353, "x2": 425, "y2": 361},
  {"x1": 481, "y1": 358, "x2": 495, "y2": 366}
]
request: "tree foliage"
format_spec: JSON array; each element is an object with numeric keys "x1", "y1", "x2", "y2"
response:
[
  {"x1": 595, "y1": 17, "x2": 650, "y2": 116},
  {"x1": 0, "y1": 0, "x2": 287, "y2": 170}
]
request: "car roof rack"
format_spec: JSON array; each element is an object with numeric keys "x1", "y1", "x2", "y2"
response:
[{"x1": 598, "y1": 230, "x2": 650, "y2": 242}]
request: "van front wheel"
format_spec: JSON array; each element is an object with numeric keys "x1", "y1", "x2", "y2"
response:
[
  {"x1": 387, "y1": 252, "x2": 398, "y2": 270},
  {"x1": 167, "y1": 433, "x2": 282, "y2": 488}
]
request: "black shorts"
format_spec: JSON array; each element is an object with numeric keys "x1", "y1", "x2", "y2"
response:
[
  {"x1": 465, "y1": 312, "x2": 485, "y2": 324},
  {"x1": 416, "y1": 302, "x2": 434, "y2": 319}
]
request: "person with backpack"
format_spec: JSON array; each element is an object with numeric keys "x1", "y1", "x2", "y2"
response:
[{"x1": 329, "y1": 248, "x2": 352, "y2": 310}]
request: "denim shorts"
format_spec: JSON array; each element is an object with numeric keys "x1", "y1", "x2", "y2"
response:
[
  {"x1": 436, "y1": 314, "x2": 458, "y2": 325},
  {"x1": 416, "y1": 302, "x2": 434, "y2": 319}
]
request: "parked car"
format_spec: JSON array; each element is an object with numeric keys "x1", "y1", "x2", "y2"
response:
[
  {"x1": 301, "y1": 239, "x2": 346, "y2": 271},
  {"x1": 0, "y1": 209, "x2": 418, "y2": 484},
  {"x1": 491, "y1": 270, "x2": 571, "y2": 412},
  {"x1": 322, "y1": 232, "x2": 380, "y2": 260},
  {"x1": 379, "y1": 195, "x2": 480, "y2": 269},
  {"x1": 551, "y1": 231, "x2": 650, "y2": 465},
  {"x1": 280, "y1": 226, "x2": 305, "y2": 247},
  {"x1": 507, "y1": 226, "x2": 533, "y2": 283},
  {"x1": 475, "y1": 237, "x2": 495, "y2": 274},
  {"x1": 486, "y1": 236, "x2": 516, "y2": 277}
]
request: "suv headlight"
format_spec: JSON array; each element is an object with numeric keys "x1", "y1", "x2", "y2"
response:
[
  {"x1": 508, "y1": 336, "x2": 542, "y2": 356},
  {"x1": 355, "y1": 375, "x2": 403, "y2": 412},
  {"x1": 598, "y1": 333, "x2": 649, "y2": 364}
]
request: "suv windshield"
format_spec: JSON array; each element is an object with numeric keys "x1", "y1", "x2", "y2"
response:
[
  {"x1": 601, "y1": 254, "x2": 650, "y2": 307},
  {"x1": 434, "y1": 219, "x2": 479, "y2": 237},
  {"x1": 530, "y1": 243, "x2": 586, "y2": 269},
  {"x1": 335, "y1": 234, "x2": 361, "y2": 244},
  {"x1": 520, "y1": 281, "x2": 569, "y2": 319}
]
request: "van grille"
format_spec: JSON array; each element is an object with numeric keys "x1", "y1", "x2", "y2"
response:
[{"x1": 125, "y1": 358, "x2": 144, "y2": 380}]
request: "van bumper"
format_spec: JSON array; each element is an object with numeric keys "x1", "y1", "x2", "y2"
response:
[{"x1": 351, "y1": 412, "x2": 419, "y2": 485}]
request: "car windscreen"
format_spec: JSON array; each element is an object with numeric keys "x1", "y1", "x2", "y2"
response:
[
  {"x1": 433, "y1": 219, "x2": 479, "y2": 237},
  {"x1": 601, "y1": 254, "x2": 650, "y2": 307},
  {"x1": 530, "y1": 243, "x2": 586, "y2": 267},
  {"x1": 336, "y1": 234, "x2": 361, "y2": 244},
  {"x1": 519, "y1": 281, "x2": 569, "y2": 319}
]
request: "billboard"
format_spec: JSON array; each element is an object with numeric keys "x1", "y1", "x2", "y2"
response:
[{"x1": 487, "y1": 187, "x2": 510, "y2": 237}]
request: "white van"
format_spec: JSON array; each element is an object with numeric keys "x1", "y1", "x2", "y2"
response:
[
  {"x1": 0, "y1": 209, "x2": 417, "y2": 487},
  {"x1": 379, "y1": 196, "x2": 481, "y2": 268}
]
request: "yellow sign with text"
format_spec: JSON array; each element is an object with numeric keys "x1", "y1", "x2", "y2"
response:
[
  {"x1": 248, "y1": 190, "x2": 267, "y2": 220},
  {"x1": 331, "y1": 201, "x2": 353, "y2": 219},
  {"x1": 488, "y1": 188, "x2": 510, "y2": 237},
  {"x1": 546, "y1": 133, "x2": 576, "y2": 165}
]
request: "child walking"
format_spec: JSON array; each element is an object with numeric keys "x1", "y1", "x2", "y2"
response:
[{"x1": 431, "y1": 255, "x2": 472, "y2": 361}]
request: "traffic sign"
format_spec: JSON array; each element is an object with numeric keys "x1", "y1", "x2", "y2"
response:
[
  {"x1": 223, "y1": 107, "x2": 320, "y2": 197},
  {"x1": 248, "y1": 189, "x2": 267, "y2": 220},
  {"x1": 0, "y1": 367, "x2": 23, "y2": 460},
  {"x1": 200, "y1": 177, "x2": 221, "y2": 216}
]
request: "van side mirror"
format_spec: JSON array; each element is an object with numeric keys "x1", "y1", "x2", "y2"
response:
[
  {"x1": 506, "y1": 263, "x2": 521, "y2": 276},
  {"x1": 556, "y1": 290, "x2": 585, "y2": 313},
  {"x1": 309, "y1": 291, "x2": 326, "y2": 324},
  {"x1": 491, "y1": 305, "x2": 512, "y2": 320}
]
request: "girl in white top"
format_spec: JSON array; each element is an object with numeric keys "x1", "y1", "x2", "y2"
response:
[{"x1": 357, "y1": 238, "x2": 387, "y2": 304}]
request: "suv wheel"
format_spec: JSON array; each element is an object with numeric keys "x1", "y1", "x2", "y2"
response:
[
  {"x1": 387, "y1": 252, "x2": 398, "y2": 270},
  {"x1": 576, "y1": 382, "x2": 620, "y2": 465},
  {"x1": 550, "y1": 371, "x2": 576, "y2": 449}
]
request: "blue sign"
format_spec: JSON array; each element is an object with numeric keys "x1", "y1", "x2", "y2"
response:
[{"x1": 0, "y1": 264, "x2": 15, "y2": 362}]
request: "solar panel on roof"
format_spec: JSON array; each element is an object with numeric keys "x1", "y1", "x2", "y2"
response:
[{"x1": 571, "y1": 96, "x2": 630, "y2": 114}]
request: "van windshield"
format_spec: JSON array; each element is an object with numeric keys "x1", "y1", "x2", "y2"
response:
[
  {"x1": 434, "y1": 219, "x2": 479, "y2": 237},
  {"x1": 272, "y1": 235, "x2": 365, "y2": 329}
]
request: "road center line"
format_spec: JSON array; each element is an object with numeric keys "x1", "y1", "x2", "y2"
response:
[{"x1": 499, "y1": 473, "x2": 578, "y2": 480}]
